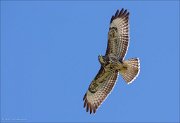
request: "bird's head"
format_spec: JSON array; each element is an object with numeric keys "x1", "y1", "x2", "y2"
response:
[{"x1": 98, "y1": 55, "x2": 106, "y2": 65}]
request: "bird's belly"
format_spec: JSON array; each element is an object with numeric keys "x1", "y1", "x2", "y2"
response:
[{"x1": 105, "y1": 62, "x2": 123, "y2": 71}]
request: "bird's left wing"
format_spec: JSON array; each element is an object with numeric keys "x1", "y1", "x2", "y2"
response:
[
  {"x1": 105, "y1": 8, "x2": 129, "y2": 60},
  {"x1": 83, "y1": 67, "x2": 118, "y2": 114}
]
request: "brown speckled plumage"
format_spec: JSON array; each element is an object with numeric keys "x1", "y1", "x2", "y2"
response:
[{"x1": 83, "y1": 8, "x2": 140, "y2": 114}]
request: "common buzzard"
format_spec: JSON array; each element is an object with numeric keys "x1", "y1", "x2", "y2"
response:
[{"x1": 83, "y1": 8, "x2": 140, "y2": 114}]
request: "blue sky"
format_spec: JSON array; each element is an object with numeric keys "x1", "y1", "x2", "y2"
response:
[{"x1": 1, "y1": 1, "x2": 179, "y2": 122}]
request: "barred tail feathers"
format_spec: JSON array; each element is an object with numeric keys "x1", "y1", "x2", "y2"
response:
[{"x1": 119, "y1": 58, "x2": 140, "y2": 84}]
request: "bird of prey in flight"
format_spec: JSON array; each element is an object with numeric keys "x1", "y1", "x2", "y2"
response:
[{"x1": 83, "y1": 8, "x2": 140, "y2": 114}]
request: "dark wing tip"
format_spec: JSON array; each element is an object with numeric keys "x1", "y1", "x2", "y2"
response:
[
  {"x1": 110, "y1": 8, "x2": 129, "y2": 24},
  {"x1": 84, "y1": 102, "x2": 97, "y2": 114},
  {"x1": 110, "y1": 15, "x2": 115, "y2": 24},
  {"x1": 89, "y1": 103, "x2": 92, "y2": 114},
  {"x1": 126, "y1": 12, "x2": 130, "y2": 17},
  {"x1": 83, "y1": 94, "x2": 97, "y2": 114},
  {"x1": 89, "y1": 103, "x2": 97, "y2": 114},
  {"x1": 115, "y1": 10, "x2": 119, "y2": 17},
  {"x1": 119, "y1": 8, "x2": 124, "y2": 16},
  {"x1": 83, "y1": 99, "x2": 87, "y2": 108},
  {"x1": 86, "y1": 102, "x2": 89, "y2": 112},
  {"x1": 83, "y1": 93, "x2": 87, "y2": 101}
]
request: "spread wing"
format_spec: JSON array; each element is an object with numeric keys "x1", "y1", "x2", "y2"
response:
[
  {"x1": 83, "y1": 67, "x2": 118, "y2": 114},
  {"x1": 106, "y1": 8, "x2": 129, "y2": 60}
]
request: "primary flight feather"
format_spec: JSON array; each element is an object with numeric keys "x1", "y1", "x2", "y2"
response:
[{"x1": 83, "y1": 8, "x2": 140, "y2": 114}]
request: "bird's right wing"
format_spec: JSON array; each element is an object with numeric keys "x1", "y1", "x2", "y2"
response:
[
  {"x1": 105, "y1": 8, "x2": 129, "y2": 60},
  {"x1": 83, "y1": 67, "x2": 118, "y2": 114}
]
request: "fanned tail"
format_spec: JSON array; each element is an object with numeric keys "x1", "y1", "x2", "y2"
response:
[{"x1": 119, "y1": 58, "x2": 140, "y2": 84}]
